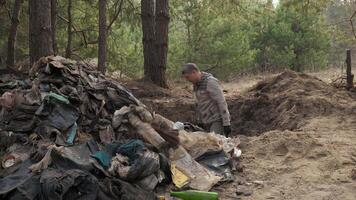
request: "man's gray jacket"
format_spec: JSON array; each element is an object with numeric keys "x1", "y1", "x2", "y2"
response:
[{"x1": 194, "y1": 72, "x2": 231, "y2": 126}]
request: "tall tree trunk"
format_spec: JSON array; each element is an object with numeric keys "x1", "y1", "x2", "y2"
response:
[
  {"x1": 141, "y1": 0, "x2": 156, "y2": 81},
  {"x1": 29, "y1": 0, "x2": 54, "y2": 64},
  {"x1": 154, "y1": 0, "x2": 169, "y2": 88},
  {"x1": 98, "y1": 0, "x2": 107, "y2": 73},
  {"x1": 65, "y1": 0, "x2": 72, "y2": 58},
  {"x1": 6, "y1": 0, "x2": 23, "y2": 68},
  {"x1": 51, "y1": 0, "x2": 57, "y2": 55}
]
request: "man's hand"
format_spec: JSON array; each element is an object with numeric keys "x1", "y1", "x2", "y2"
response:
[{"x1": 223, "y1": 126, "x2": 231, "y2": 137}]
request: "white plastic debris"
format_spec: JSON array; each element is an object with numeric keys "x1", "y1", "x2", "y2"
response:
[
  {"x1": 173, "y1": 121, "x2": 185, "y2": 130},
  {"x1": 232, "y1": 147, "x2": 242, "y2": 158}
]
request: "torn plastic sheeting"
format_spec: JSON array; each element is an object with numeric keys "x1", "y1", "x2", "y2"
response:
[{"x1": 196, "y1": 150, "x2": 234, "y2": 182}]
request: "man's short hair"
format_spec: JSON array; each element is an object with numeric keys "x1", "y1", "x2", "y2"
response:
[{"x1": 181, "y1": 63, "x2": 199, "y2": 75}]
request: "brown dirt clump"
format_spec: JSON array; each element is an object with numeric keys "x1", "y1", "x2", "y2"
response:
[
  {"x1": 229, "y1": 70, "x2": 356, "y2": 136},
  {"x1": 123, "y1": 80, "x2": 197, "y2": 123}
]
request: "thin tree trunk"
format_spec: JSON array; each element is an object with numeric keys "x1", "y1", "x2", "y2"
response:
[
  {"x1": 293, "y1": 49, "x2": 302, "y2": 72},
  {"x1": 98, "y1": 0, "x2": 107, "y2": 73},
  {"x1": 141, "y1": 0, "x2": 156, "y2": 81},
  {"x1": 65, "y1": 0, "x2": 72, "y2": 58},
  {"x1": 29, "y1": 0, "x2": 54, "y2": 64},
  {"x1": 346, "y1": 49, "x2": 354, "y2": 89},
  {"x1": 51, "y1": 0, "x2": 57, "y2": 54},
  {"x1": 6, "y1": 0, "x2": 23, "y2": 68},
  {"x1": 186, "y1": 23, "x2": 192, "y2": 61},
  {"x1": 154, "y1": 0, "x2": 169, "y2": 88}
]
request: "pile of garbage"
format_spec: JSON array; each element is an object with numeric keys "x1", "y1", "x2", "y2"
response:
[{"x1": 0, "y1": 56, "x2": 241, "y2": 199}]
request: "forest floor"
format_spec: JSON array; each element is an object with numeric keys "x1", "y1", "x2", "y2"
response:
[{"x1": 124, "y1": 67, "x2": 356, "y2": 200}]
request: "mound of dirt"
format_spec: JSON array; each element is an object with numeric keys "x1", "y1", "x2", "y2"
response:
[{"x1": 229, "y1": 70, "x2": 356, "y2": 136}]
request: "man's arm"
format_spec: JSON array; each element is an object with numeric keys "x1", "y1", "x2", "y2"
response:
[{"x1": 206, "y1": 78, "x2": 231, "y2": 126}]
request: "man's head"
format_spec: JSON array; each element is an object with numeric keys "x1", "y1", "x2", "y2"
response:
[{"x1": 181, "y1": 63, "x2": 202, "y2": 84}]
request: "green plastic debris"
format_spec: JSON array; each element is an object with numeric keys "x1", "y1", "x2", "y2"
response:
[
  {"x1": 48, "y1": 92, "x2": 70, "y2": 104},
  {"x1": 66, "y1": 122, "x2": 77, "y2": 145},
  {"x1": 170, "y1": 190, "x2": 218, "y2": 200},
  {"x1": 91, "y1": 151, "x2": 111, "y2": 169}
]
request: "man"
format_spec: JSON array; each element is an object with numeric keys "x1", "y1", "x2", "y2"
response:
[{"x1": 182, "y1": 63, "x2": 231, "y2": 137}]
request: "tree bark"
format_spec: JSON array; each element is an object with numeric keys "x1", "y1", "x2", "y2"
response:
[
  {"x1": 154, "y1": 0, "x2": 169, "y2": 88},
  {"x1": 29, "y1": 0, "x2": 54, "y2": 64},
  {"x1": 98, "y1": 0, "x2": 107, "y2": 73},
  {"x1": 65, "y1": 0, "x2": 72, "y2": 58},
  {"x1": 346, "y1": 49, "x2": 354, "y2": 89},
  {"x1": 141, "y1": 0, "x2": 156, "y2": 81},
  {"x1": 51, "y1": 0, "x2": 57, "y2": 55},
  {"x1": 6, "y1": 0, "x2": 23, "y2": 68}
]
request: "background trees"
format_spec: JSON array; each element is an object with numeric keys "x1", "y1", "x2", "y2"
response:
[
  {"x1": 98, "y1": 0, "x2": 107, "y2": 73},
  {"x1": 0, "y1": 0, "x2": 355, "y2": 81},
  {"x1": 29, "y1": 0, "x2": 54, "y2": 64},
  {"x1": 141, "y1": 0, "x2": 169, "y2": 87},
  {"x1": 6, "y1": 0, "x2": 22, "y2": 68}
]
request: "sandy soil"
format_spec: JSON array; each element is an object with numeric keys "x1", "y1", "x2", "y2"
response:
[
  {"x1": 125, "y1": 68, "x2": 356, "y2": 200},
  {"x1": 216, "y1": 115, "x2": 356, "y2": 200}
]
